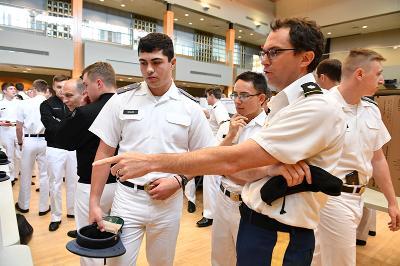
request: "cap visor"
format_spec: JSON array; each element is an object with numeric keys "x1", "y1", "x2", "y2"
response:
[{"x1": 66, "y1": 239, "x2": 126, "y2": 258}]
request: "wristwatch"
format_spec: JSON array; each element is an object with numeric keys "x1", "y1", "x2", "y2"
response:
[{"x1": 179, "y1": 174, "x2": 189, "y2": 188}]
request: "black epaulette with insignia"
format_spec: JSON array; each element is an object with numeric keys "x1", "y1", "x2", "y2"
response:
[
  {"x1": 361, "y1": 96, "x2": 378, "y2": 106},
  {"x1": 178, "y1": 88, "x2": 200, "y2": 103},
  {"x1": 301, "y1": 82, "x2": 323, "y2": 97},
  {"x1": 117, "y1": 83, "x2": 141, "y2": 95}
]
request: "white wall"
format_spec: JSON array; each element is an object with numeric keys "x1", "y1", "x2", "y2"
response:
[
  {"x1": 84, "y1": 41, "x2": 141, "y2": 77},
  {"x1": 330, "y1": 29, "x2": 400, "y2": 80},
  {"x1": 175, "y1": 56, "x2": 233, "y2": 86},
  {"x1": 0, "y1": 29, "x2": 73, "y2": 70}
]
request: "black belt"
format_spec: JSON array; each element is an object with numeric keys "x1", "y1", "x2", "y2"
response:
[
  {"x1": 24, "y1": 134, "x2": 45, "y2": 137},
  {"x1": 341, "y1": 185, "x2": 366, "y2": 194},
  {"x1": 220, "y1": 183, "x2": 242, "y2": 201},
  {"x1": 120, "y1": 181, "x2": 152, "y2": 192},
  {"x1": 239, "y1": 203, "x2": 312, "y2": 233}
]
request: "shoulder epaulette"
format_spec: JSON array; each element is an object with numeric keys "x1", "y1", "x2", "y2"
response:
[
  {"x1": 301, "y1": 82, "x2": 323, "y2": 97},
  {"x1": 178, "y1": 88, "x2": 200, "y2": 103},
  {"x1": 117, "y1": 83, "x2": 141, "y2": 95},
  {"x1": 361, "y1": 96, "x2": 378, "y2": 106}
]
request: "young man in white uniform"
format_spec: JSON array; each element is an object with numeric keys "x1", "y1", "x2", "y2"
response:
[
  {"x1": 212, "y1": 71, "x2": 270, "y2": 266},
  {"x1": 93, "y1": 18, "x2": 347, "y2": 265},
  {"x1": 0, "y1": 83, "x2": 20, "y2": 183},
  {"x1": 89, "y1": 33, "x2": 214, "y2": 266},
  {"x1": 197, "y1": 88, "x2": 231, "y2": 227},
  {"x1": 16, "y1": 79, "x2": 50, "y2": 215},
  {"x1": 312, "y1": 49, "x2": 400, "y2": 266}
]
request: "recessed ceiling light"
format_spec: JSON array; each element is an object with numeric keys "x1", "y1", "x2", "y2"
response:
[
  {"x1": 250, "y1": 33, "x2": 254, "y2": 36},
  {"x1": 174, "y1": 18, "x2": 178, "y2": 21},
  {"x1": 120, "y1": 4, "x2": 125, "y2": 7},
  {"x1": 22, "y1": 70, "x2": 27, "y2": 73},
  {"x1": 185, "y1": 14, "x2": 189, "y2": 17},
  {"x1": 239, "y1": 29, "x2": 242, "y2": 32},
  {"x1": 128, "y1": 77, "x2": 132, "y2": 80},
  {"x1": 26, "y1": 68, "x2": 31, "y2": 70},
  {"x1": 189, "y1": 22, "x2": 192, "y2": 25},
  {"x1": 99, "y1": 0, "x2": 104, "y2": 2},
  {"x1": 119, "y1": 78, "x2": 123, "y2": 81},
  {"x1": 327, "y1": 32, "x2": 332, "y2": 35},
  {"x1": 9, "y1": 50, "x2": 15, "y2": 53},
  {"x1": 238, "y1": 36, "x2": 242, "y2": 39},
  {"x1": 200, "y1": 18, "x2": 204, "y2": 21},
  {"x1": 362, "y1": 25, "x2": 368, "y2": 29}
]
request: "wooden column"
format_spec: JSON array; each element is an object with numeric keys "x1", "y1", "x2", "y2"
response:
[
  {"x1": 163, "y1": 3, "x2": 174, "y2": 38},
  {"x1": 226, "y1": 22, "x2": 235, "y2": 95},
  {"x1": 72, "y1": 0, "x2": 83, "y2": 78}
]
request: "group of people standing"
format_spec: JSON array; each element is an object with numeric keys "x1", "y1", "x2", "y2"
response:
[{"x1": 1, "y1": 16, "x2": 399, "y2": 266}]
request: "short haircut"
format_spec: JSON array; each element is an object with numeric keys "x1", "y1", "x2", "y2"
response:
[
  {"x1": 82, "y1": 62, "x2": 116, "y2": 88},
  {"x1": 53, "y1": 75, "x2": 69, "y2": 84},
  {"x1": 342, "y1": 49, "x2": 386, "y2": 78},
  {"x1": 206, "y1": 88, "x2": 223, "y2": 99},
  {"x1": 2, "y1": 82, "x2": 14, "y2": 92},
  {"x1": 32, "y1": 79, "x2": 48, "y2": 93},
  {"x1": 15, "y1": 83, "x2": 24, "y2": 92},
  {"x1": 138, "y1": 33, "x2": 174, "y2": 62},
  {"x1": 316, "y1": 59, "x2": 342, "y2": 82},
  {"x1": 70, "y1": 79, "x2": 85, "y2": 94},
  {"x1": 270, "y1": 18, "x2": 324, "y2": 73},
  {"x1": 235, "y1": 71, "x2": 272, "y2": 99}
]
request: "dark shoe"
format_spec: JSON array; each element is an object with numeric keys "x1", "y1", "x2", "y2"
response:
[
  {"x1": 49, "y1": 221, "x2": 61, "y2": 231},
  {"x1": 187, "y1": 201, "x2": 196, "y2": 213},
  {"x1": 67, "y1": 230, "x2": 77, "y2": 238},
  {"x1": 11, "y1": 180, "x2": 15, "y2": 186},
  {"x1": 31, "y1": 181, "x2": 35, "y2": 185},
  {"x1": 39, "y1": 206, "x2": 51, "y2": 216},
  {"x1": 67, "y1": 214, "x2": 75, "y2": 219},
  {"x1": 368, "y1": 231, "x2": 376, "y2": 236},
  {"x1": 196, "y1": 217, "x2": 213, "y2": 227},
  {"x1": 15, "y1": 202, "x2": 29, "y2": 213},
  {"x1": 356, "y1": 239, "x2": 367, "y2": 246},
  {"x1": 35, "y1": 188, "x2": 40, "y2": 192}
]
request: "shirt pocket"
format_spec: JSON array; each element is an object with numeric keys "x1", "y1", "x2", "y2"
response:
[
  {"x1": 164, "y1": 113, "x2": 191, "y2": 144},
  {"x1": 362, "y1": 118, "x2": 380, "y2": 151}
]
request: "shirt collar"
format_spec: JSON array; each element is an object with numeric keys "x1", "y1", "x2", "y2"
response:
[
  {"x1": 140, "y1": 80, "x2": 180, "y2": 100},
  {"x1": 247, "y1": 110, "x2": 267, "y2": 127},
  {"x1": 283, "y1": 73, "x2": 316, "y2": 104}
]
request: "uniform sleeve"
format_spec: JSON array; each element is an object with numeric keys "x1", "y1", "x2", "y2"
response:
[
  {"x1": 251, "y1": 97, "x2": 344, "y2": 164},
  {"x1": 89, "y1": 94, "x2": 122, "y2": 148},
  {"x1": 40, "y1": 101, "x2": 62, "y2": 136},
  {"x1": 16, "y1": 103, "x2": 25, "y2": 123},
  {"x1": 372, "y1": 108, "x2": 391, "y2": 151},
  {"x1": 188, "y1": 104, "x2": 216, "y2": 150}
]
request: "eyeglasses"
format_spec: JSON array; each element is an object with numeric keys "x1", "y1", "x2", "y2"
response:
[
  {"x1": 259, "y1": 48, "x2": 296, "y2": 60},
  {"x1": 230, "y1": 93, "x2": 261, "y2": 101}
]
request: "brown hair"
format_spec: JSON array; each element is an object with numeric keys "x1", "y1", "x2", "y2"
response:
[
  {"x1": 81, "y1": 62, "x2": 116, "y2": 88},
  {"x1": 342, "y1": 48, "x2": 386, "y2": 78},
  {"x1": 32, "y1": 79, "x2": 48, "y2": 93},
  {"x1": 53, "y1": 75, "x2": 69, "y2": 83},
  {"x1": 316, "y1": 59, "x2": 342, "y2": 82}
]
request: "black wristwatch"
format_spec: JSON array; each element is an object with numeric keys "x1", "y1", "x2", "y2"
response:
[{"x1": 179, "y1": 174, "x2": 189, "y2": 188}]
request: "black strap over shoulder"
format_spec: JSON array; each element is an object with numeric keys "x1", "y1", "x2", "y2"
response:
[
  {"x1": 178, "y1": 88, "x2": 200, "y2": 103},
  {"x1": 301, "y1": 82, "x2": 323, "y2": 97},
  {"x1": 117, "y1": 83, "x2": 141, "y2": 94},
  {"x1": 361, "y1": 96, "x2": 378, "y2": 106}
]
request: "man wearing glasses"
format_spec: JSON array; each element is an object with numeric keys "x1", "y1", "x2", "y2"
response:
[{"x1": 94, "y1": 18, "x2": 346, "y2": 265}]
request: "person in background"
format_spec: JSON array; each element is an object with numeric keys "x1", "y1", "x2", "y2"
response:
[{"x1": 316, "y1": 58, "x2": 342, "y2": 90}]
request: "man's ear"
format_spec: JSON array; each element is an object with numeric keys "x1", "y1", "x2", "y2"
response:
[
  {"x1": 171, "y1": 57, "x2": 176, "y2": 70},
  {"x1": 300, "y1": 51, "x2": 315, "y2": 69},
  {"x1": 354, "y1": 68, "x2": 364, "y2": 81}
]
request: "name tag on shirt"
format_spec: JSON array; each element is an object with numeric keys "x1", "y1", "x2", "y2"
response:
[{"x1": 123, "y1": 110, "x2": 138, "y2": 115}]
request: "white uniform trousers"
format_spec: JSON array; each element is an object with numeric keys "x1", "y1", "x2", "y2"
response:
[
  {"x1": 74, "y1": 182, "x2": 116, "y2": 266},
  {"x1": 47, "y1": 147, "x2": 78, "y2": 222},
  {"x1": 184, "y1": 178, "x2": 196, "y2": 203},
  {"x1": 18, "y1": 137, "x2": 48, "y2": 211},
  {"x1": 108, "y1": 182, "x2": 183, "y2": 266},
  {"x1": 203, "y1": 175, "x2": 220, "y2": 219},
  {"x1": 0, "y1": 128, "x2": 21, "y2": 181},
  {"x1": 211, "y1": 188, "x2": 241, "y2": 266},
  {"x1": 312, "y1": 193, "x2": 363, "y2": 266},
  {"x1": 356, "y1": 207, "x2": 376, "y2": 241}
]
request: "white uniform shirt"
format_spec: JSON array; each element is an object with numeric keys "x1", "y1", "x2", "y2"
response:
[
  {"x1": 329, "y1": 87, "x2": 391, "y2": 184},
  {"x1": 0, "y1": 98, "x2": 19, "y2": 136},
  {"x1": 16, "y1": 95, "x2": 46, "y2": 134},
  {"x1": 18, "y1": 91, "x2": 30, "y2": 100},
  {"x1": 90, "y1": 82, "x2": 214, "y2": 185},
  {"x1": 217, "y1": 111, "x2": 267, "y2": 193},
  {"x1": 209, "y1": 100, "x2": 230, "y2": 135},
  {"x1": 241, "y1": 73, "x2": 347, "y2": 229}
]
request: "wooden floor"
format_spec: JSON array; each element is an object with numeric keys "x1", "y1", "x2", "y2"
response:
[{"x1": 10, "y1": 177, "x2": 400, "y2": 266}]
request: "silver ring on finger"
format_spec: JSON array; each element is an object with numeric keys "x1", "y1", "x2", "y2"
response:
[{"x1": 116, "y1": 169, "x2": 123, "y2": 180}]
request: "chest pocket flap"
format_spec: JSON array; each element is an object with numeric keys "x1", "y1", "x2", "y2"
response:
[
  {"x1": 365, "y1": 119, "x2": 379, "y2": 130},
  {"x1": 166, "y1": 113, "x2": 191, "y2": 127}
]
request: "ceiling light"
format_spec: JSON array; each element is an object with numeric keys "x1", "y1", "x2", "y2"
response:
[
  {"x1": 250, "y1": 33, "x2": 254, "y2": 36},
  {"x1": 239, "y1": 29, "x2": 242, "y2": 32},
  {"x1": 174, "y1": 18, "x2": 178, "y2": 21},
  {"x1": 189, "y1": 22, "x2": 192, "y2": 25},
  {"x1": 128, "y1": 77, "x2": 132, "y2": 80},
  {"x1": 22, "y1": 70, "x2": 27, "y2": 73},
  {"x1": 238, "y1": 36, "x2": 242, "y2": 39},
  {"x1": 9, "y1": 51, "x2": 15, "y2": 53},
  {"x1": 200, "y1": 18, "x2": 204, "y2": 21},
  {"x1": 362, "y1": 25, "x2": 368, "y2": 29},
  {"x1": 327, "y1": 32, "x2": 331, "y2": 35},
  {"x1": 99, "y1": 0, "x2": 104, "y2": 1},
  {"x1": 119, "y1": 78, "x2": 123, "y2": 81},
  {"x1": 185, "y1": 14, "x2": 189, "y2": 17},
  {"x1": 26, "y1": 68, "x2": 31, "y2": 71},
  {"x1": 120, "y1": 4, "x2": 125, "y2": 7}
]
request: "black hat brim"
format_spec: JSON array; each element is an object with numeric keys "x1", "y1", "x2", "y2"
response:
[
  {"x1": 66, "y1": 238, "x2": 126, "y2": 258},
  {"x1": 0, "y1": 159, "x2": 11, "y2": 165}
]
